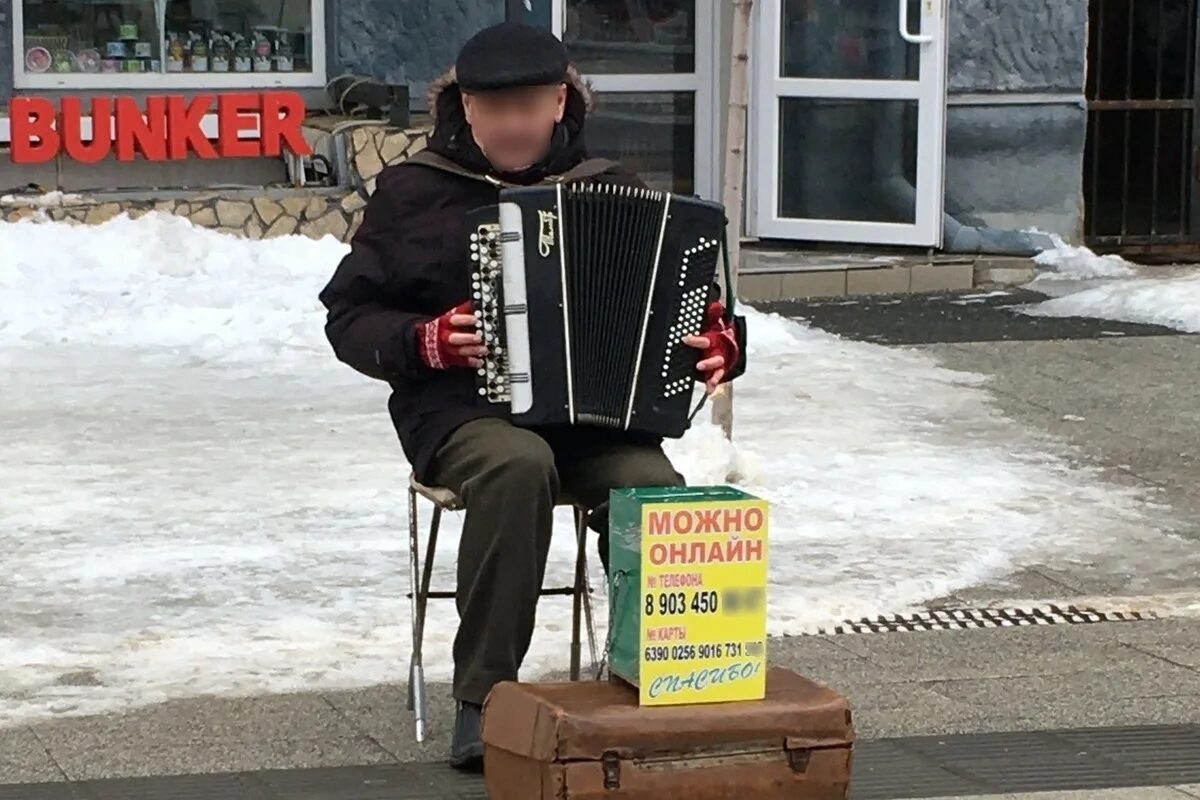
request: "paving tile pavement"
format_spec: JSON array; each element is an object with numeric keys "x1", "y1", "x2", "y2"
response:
[
  {"x1": 921, "y1": 336, "x2": 1200, "y2": 547},
  {"x1": 20, "y1": 693, "x2": 396, "y2": 782},
  {"x1": 2, "y1": 619, "x2": 1196, "y2": 784},
  {"x1": 0, "y1": 727, "x2": 62, "y2": 784}
]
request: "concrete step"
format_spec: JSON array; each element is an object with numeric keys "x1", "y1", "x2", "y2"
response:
[{"x1": 736, "y1": 247, "x2": 1037, "y2": 302}]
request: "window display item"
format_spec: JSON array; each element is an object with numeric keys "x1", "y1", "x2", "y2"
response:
[
  {"x1": 106, "y1": 41, "x2": 127, "y2": 58},
  {"x1": 101, "y1": 59, "x2": 120, "y2": 73},
  {"x1": 211, "y1": 34, "x2": 232, "y2": 72},
  {"x1": 134, "y1": 41, "x2": 153, "y2": 58},
  {"x1": 25, "y1": 47, "x2": 52, "y2": 73},
  {"x1": 189, "y1": 34, "x2": 209, "y2": 71},
  {"x1": 234, "y1": 37, "x2": 253, "y2": 72},
  {"x1": 166, "y1": 34, "x2": 186, "y2": 72},
  {"x1": 119, "y1": 23, "x2": 139, "y2": 40},
  {"x1": 275, "y1": 33, "x2": 294, "y2": 71},
  {"x1": 77, "y1": 49, "x2": 102, "y2": 73},
  {"x1": 52, "y1": 50, "x2": 75, "y2": 72},
  {"x1": 253, "y1": 34, "x2": 273, "y2": 72}
]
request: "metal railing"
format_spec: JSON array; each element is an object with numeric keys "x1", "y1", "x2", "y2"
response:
[{"x1": 1084, "y1": 0, "x2": 1200, "y2": 255}]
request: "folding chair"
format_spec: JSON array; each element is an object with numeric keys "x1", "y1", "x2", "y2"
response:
[{"x1": 406, "y1": 474, "x2": 598, "y2": 742}]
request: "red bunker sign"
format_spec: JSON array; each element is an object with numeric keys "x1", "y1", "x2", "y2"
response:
[{"x1": 8, "y1": 92, "x2": 313, "y2": 164}]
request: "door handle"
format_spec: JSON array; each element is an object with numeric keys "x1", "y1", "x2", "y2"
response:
[{"x1": 899, "y1": 0, "x2": 933, "y2": 44}]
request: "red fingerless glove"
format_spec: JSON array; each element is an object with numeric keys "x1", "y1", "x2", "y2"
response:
[
  {"x1": 696, "y1": 301, "x2": 740, "y2": 382},
  {"x1": 415, "y1": 301, "x2": 476, "y2": 370}
]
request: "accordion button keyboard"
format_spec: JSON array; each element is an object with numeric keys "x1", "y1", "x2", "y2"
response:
[{"x1": 469, "y1": 222, "x2": 513, "y2": 405}]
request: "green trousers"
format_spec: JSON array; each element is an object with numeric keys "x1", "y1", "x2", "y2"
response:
[{"x1": 429, "y1": 417, "x2": 685, "y2": 705}]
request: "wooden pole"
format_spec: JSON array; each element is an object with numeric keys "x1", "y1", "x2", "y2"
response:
[{"x1": 712, "y1": 0, "x2": 753, "y2": 442}]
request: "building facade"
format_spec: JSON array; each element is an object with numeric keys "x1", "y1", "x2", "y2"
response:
[{"x1": 2, "y1": 0, "x2": 1195, "y2": 258}]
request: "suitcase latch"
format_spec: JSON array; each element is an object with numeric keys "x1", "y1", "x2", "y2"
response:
[
  {"x1": 602, "y1": 752, "x2": 621, "y2": 789},
  {"x1": 787, "y1": 748, "x2": 812, "y2": 774}
]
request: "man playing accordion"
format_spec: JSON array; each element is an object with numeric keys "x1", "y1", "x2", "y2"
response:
[{"x1": 319, "y1": 22, "x2": 747, "y2": 772}]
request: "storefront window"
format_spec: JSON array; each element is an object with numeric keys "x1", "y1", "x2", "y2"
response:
[
  {"x1": 17, "y1": 0, "x2": 319, "y2": 84},
  {"x1": 587, "y1": 92, "x2": 695, "y2": 195},
  {"x1": 564, "y1": 0, "x2": 695, "y2": 74}
]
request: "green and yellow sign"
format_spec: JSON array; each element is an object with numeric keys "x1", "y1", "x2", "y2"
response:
[{"x1": 608, "y1": 486, "x2": 769, "y2": 706}]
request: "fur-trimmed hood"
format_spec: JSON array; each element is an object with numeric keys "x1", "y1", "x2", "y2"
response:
[
  {"x1": 422, "y1": 63, "x2": 596, "y2": 179},
  {"x1": 426, "y1": 63, "x2": 596, "y2": 115}
]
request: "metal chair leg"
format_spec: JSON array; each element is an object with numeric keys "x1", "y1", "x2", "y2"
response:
[
  {"x1": 406, "y1": 486, "x2": 427, "y2": 742},
  {"x1": 416, "y1": 507, "x2": 442, "y2": 651},
  {"x1": 570, "y1": 506, "x2": 588, "y2": 681},
  {"x1": 577, "y1": 508, "x2": 599, "y2": 673},
  {"x1": 582, "y1": 563, "x2": 598, "y2": 674},
  {"x1": 411, "y1": 505, "x2": 442, "y2": 744}
]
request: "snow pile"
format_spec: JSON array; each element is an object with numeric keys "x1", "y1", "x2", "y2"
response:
[
  {"x1": 0, "y1": 214, "x2": 1190, "y2": 727},
  {"x1": 1018, "y1": 229, "x2": 1200, "y2": 333},
  {"x1": 1031, "y1": 231, "x2": 1137, "y2": 279},
  {"x1": 0, "y1": 212, "x2": 349, "y2": 367},
  {"x1": 1023, "y1": 271, "x2": 1200, "y2": 333},
  {"x1": 0, "y1": 190, "x2": 86, "y2": 207}
]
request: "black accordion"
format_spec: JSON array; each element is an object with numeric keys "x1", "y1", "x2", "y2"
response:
[{"x1": 465, "y1": 183, "x2": 726, "y2": 439}]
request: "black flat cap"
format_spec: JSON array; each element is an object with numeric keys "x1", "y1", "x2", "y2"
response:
[{"x1": 456, "y1": 22, "x2": 570, "y2": 92}]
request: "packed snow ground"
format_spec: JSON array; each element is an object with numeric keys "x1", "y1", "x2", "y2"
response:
[
  {"x1": 1024, "y1": 233, "x2": 1200, "y2": 332},
  {"x1": 1, "y1": 213, "x2": 1195, "y2": 727}
]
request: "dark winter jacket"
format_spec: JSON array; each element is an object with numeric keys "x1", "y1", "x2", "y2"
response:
[{"x1": 318, "y1": 66, "x2": 745, "y2": 481}]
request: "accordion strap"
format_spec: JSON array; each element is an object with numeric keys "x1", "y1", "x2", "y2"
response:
[{"x1": 404, "y1": 149, "x2": 620, "y2": 188}]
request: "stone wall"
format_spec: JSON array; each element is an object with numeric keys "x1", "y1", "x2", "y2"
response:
[
  {"x1": 2, "y1": 189, "x2": 360, "y2": 240},
  {"x1": 944, "y1": 104, "x2": 1087, "y2": 239},
  {"x1": 0, "y1": 120, "x2": 433, "y2": 242},
  {"x1": 345, "y1": 124, "x2": 429, "y2": 197},
  {"x1": 333, "y1": 0, "x2": 502, "y2": 104},
  {"x1": 948, "y1": 0, "x2": 1087, "y2": 92}
]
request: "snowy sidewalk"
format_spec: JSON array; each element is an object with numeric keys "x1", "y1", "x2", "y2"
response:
[
  {"x1": 4, "y1": 214, "x2": 1200, "y2": 728},
  {"x1": 5, "y1": 215, "x2": 1200, "y2": 797},
  {"x1": 927, "y1": 335, "x2": 1200, "y2": 550}
]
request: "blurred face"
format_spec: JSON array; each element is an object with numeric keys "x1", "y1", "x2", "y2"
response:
[{"x1": 462, "y1": 84, "x2": 568, "y2": 173}]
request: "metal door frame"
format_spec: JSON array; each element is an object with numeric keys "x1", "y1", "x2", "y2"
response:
[
  {"x1": 748, "y1": 0, "x2": 949, "y2": 246},
  {"x1": 551, "y1": 0, "x2": 720, "y2": 200}
]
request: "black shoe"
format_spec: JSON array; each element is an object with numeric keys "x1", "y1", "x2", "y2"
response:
[{"x1": 449, "y1": 701, "x2": 484, "y2": 772}]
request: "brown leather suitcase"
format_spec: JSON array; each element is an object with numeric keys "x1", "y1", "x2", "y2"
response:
[{"x1": 481, "y1": 667, "x2": 854, "y2": 799}]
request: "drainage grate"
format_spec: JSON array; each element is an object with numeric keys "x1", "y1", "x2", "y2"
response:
[{"x1": 811, "y1": 605, "x2": 1159, "y2": 635}]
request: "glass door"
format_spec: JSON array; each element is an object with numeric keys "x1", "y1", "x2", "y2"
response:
[
  {"x1": 750, "y1": 0, "x2": 949, "y2": 246},
  {"x1": 555, "y1": 0, "x2": 717, "y2": 199}
]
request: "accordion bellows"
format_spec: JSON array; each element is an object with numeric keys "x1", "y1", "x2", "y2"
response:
[{"x1": 467, "y1": 183, "x2": 726, "y2": 439}]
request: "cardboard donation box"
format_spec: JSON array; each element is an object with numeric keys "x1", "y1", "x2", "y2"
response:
[
  {"x1": 608, "y1": 486, "x2": 769, "y2": 706},
  {"x1": 481, "y1": 668, "x2": 855, "y2": 800}
]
